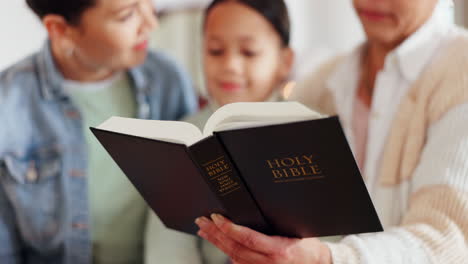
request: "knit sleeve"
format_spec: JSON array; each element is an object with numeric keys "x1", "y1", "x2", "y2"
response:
[
  {"x1": 288, "y1": 56, "x2": 342, "y2": 115},
  {"x1": 326, "y1": 103, "x2": 468, "y2": 264}
]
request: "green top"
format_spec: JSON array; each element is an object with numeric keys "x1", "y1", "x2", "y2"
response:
[{"x1": 64, "y1": 73, "x2": 147, "y2": 264}]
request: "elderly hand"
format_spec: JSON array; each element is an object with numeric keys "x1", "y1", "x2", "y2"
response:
[{"x1": 195, "y1": 214, "x2": 332, "y2": 264}]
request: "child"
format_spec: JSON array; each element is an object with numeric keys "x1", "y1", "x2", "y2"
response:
[
  {"x1": 145, "y1": 0, "x2": 293, "y2": 263},
  {"x1": 187, "y1": 0, "x2": 294, "y2": 129},
  {"x1": 0, "y1": 0, "x2": 197, "y2": 263}
]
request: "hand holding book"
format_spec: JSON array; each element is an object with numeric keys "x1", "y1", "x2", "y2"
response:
[{"x1": 195, "y1": 213, "x2": 333, "y2": 264}]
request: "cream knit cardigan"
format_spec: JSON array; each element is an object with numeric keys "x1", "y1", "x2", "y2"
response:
[{"x1": 291, "y1": 34, "x2": 468, "y2": 263}]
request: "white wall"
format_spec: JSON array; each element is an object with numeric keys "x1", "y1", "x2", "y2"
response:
[
  {"x1": 0, "y1": 1, "x2": 46, "y2": 71},
  {"x1": 288, "y1": 0, "x2": 364, "y2": 78}
]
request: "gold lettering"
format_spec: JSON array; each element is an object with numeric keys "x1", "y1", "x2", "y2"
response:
[
  {"x1": 300, "y1": 166, "x2": 313, "y2": 176},
  {"x1": 303, "y1": 154, "x2": 314, "y2": 164},
  {"x1": 205, "y1": 159, "x2": 231, "y2": 178},
  {"x1": 290, "y1": 168, "x2": 301, "y2": 177},
  {"x1": 267, "y1": 159, "x2": 282, "y2": 169},
  {"x1": 294, "y1": 157, "x2": 306, "y2": 166},
  {"x1": 272, "y1": 170, "x2": 283, "y2": 178},
  {"x1": 281, "y1": 158, "x2": 295, "y2": 167},
  {"x1": 310, "y1": 164, "x2": 322, "y2": 174},
  {"x1": 269, "y1": 154, "x2": 324, "y2": 182}
]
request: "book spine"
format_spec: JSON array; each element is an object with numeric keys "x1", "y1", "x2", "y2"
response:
[{"x1": 189, "y1": 136, "x2": 271, "y2": 234}]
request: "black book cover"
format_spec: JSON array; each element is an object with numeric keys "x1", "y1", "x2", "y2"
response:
[{"x1": 91, "y1": 116, "x2": 383, "y2": 238}]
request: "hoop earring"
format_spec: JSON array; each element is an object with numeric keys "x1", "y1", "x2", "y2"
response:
[{"x1": 281, "y1": 80, "x2": 296, "y2": 100}]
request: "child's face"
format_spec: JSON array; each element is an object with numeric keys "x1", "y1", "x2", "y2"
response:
[
  {"x1": 203, "y1": 1, "x2": 292, "y2": 106},
  {"x1": 66, "y1": 0, "x2": 157, "y2": 70}
]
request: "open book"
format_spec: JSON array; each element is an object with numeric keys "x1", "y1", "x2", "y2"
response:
[{"x1": 91, "y1": 102, "x2": 383, "y2": 238}]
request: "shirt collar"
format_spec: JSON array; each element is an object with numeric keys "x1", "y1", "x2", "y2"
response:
[
  {"x1": 37, "y1": 42, "x2": 65, "y2": 101},
  {"x1": 128, "y1": 64, "x2": 148, "y2": 94},
  {"x1": 390, "y1": 12, "x2": 452, "y2": 82}
]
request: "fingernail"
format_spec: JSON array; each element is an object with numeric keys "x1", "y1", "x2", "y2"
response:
[
  {"x1": 195, "y1": 217, "x2": 208, "y2": 227},
  {"x1": 211, "y1": 213, "x2": 224, "y2": 225}
]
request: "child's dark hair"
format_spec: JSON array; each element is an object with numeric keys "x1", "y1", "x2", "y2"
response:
[
  {"x1": 205, "y1": 0, "x2": 291, "y2": 46},
  {"x1": 26, "y1": 0, "x2": 96, "y2": 25}
]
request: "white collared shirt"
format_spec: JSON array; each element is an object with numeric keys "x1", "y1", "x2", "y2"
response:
[
  {"x1": 323, "y1": 13, "x2": 460, "y2": 226},
  {"x1": 290, "y1": 8, "x2": 468, "y2": 263}
]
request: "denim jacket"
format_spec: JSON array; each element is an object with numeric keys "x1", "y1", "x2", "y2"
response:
[{"x1": 0, "y1": 43, "x2": 197, "y2": 264}]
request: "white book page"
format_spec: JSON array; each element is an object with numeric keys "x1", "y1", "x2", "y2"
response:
[
  {"x1": 96, "y1": 102, "x2": 323, "y2": 146},
  {"x1": 202, "y1": 102, "x2": 323, "y2": 136},
  {"x1": 97, "y1": 117, "x2": 202, "y2": 146}
]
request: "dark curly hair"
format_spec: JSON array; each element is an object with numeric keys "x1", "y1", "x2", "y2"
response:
[{"x1": 205, "y1": 0, "x2": 291, "y2": 46}]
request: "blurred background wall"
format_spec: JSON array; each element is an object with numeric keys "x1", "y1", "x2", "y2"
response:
[
  {"x1": 0, "y1": 0, "x2": 465, "y2": 91},
  {"x1": 0, "y1": 1, "x2": 46, "y2": 71}
]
